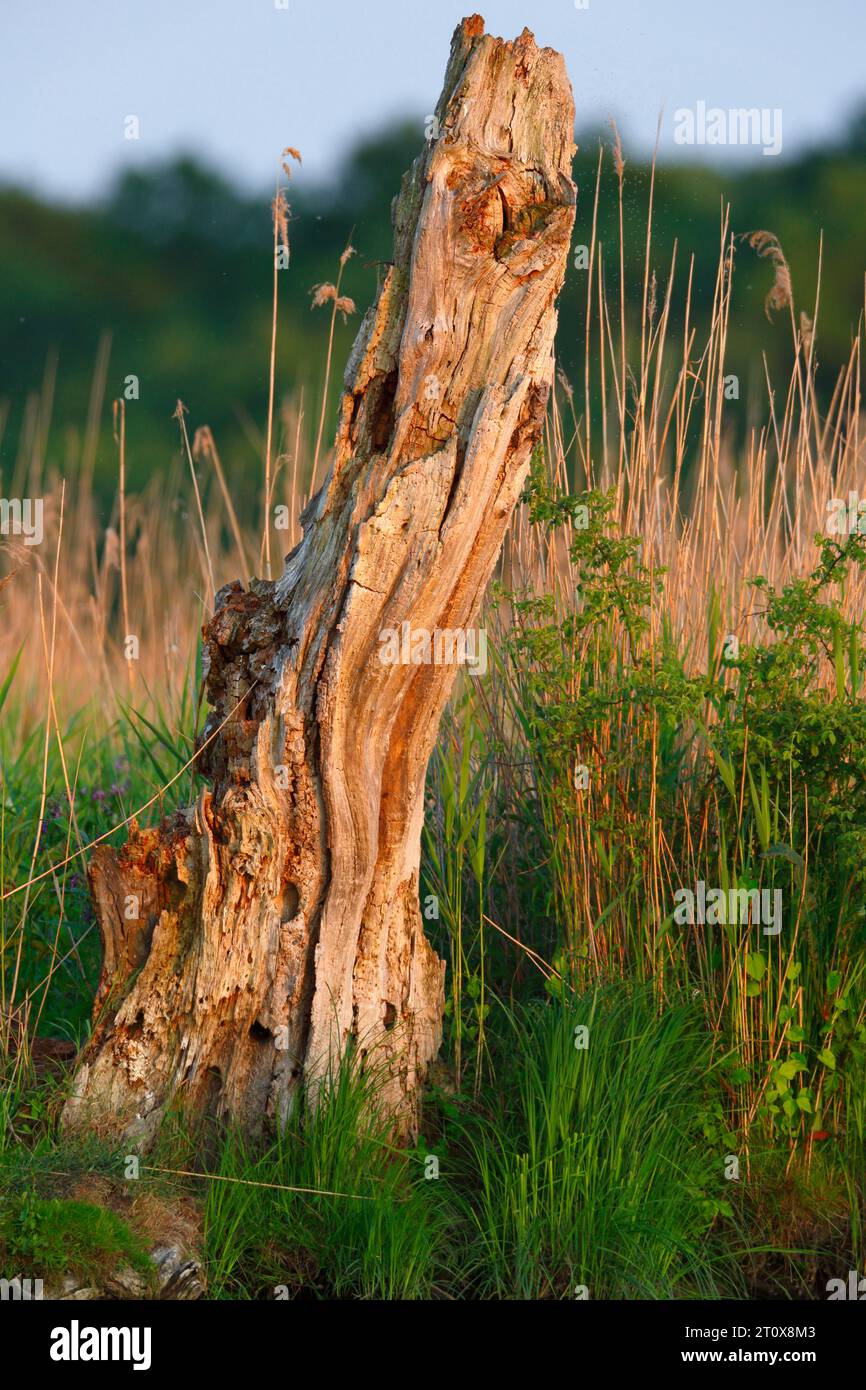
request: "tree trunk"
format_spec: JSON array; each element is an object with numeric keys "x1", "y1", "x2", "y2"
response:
[{"x1": 63, "y1": 14, "x2": 575, "y2": 1146}]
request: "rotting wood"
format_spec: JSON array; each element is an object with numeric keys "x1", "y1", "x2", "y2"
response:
[{"x1": 63, "y1": 14, "x2": 576, "y2": 1145}]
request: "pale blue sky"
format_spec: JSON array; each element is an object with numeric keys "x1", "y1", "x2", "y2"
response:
[{"x1": 2, "y1": 0, "x2": 864, "y2": 202}]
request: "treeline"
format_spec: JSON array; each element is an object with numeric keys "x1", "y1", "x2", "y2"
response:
[{"x1": 1, "y1": 110, "x2": 865, "y2": 510}]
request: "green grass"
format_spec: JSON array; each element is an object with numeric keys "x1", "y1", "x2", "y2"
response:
[
  {"x1": 445, "y1": 988, "x2": 745, "y2": 1300},
  {"x1": 195, "y1": 1049, "x2": 456, "y2": 1300}
]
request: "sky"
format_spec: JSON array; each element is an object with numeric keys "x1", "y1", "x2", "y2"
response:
[{"x1": 1, "y1": 0, "x2": 865, "y2": 203}]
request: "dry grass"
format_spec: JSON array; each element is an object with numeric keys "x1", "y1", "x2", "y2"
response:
[{"x1": 2, "y1": 222, "x2": 858, "y2": 735}]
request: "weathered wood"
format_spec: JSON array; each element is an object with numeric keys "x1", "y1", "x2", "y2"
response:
[{"x1": 63, "y1": 14, "x2": 576, "y2": 1145}]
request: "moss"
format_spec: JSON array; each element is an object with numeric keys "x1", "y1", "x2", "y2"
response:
[{"x1": 0, "y1": 1190, "x2": 155, "y2": 1287}]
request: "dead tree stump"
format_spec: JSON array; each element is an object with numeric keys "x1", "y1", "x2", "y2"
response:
[{"x1": 64, "y1": 14, "x2": 576, "y2": 1144}]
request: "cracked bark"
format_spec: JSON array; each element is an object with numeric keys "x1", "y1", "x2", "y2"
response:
[{"x1": 63, "y1": 14, "x2": 576, "y2": 1145}]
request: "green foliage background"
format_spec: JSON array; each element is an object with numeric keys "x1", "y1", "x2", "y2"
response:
[{"x1": 3, "y1": 110, "x2": 866, "y2": 503}]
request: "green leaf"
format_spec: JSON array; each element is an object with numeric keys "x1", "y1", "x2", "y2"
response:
[
  {"x1": 747, "y1": 762, "x2": 771, "y2": 852},
  {"x1": 779, "y1": 1058, "x2": 806, "y2": 1079},
  {"x1": 745, "y1": 952, "x2": 767, "y2": 982},
  {"x1": 763, "y1": 843, "x2": 805, "y2": 870},
  {"x1": 0, "y1": 643, "x2": 23, "y2": 718}
]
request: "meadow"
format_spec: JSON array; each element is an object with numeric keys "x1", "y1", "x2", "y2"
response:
[{"x1": 1, "y1": 131, "x2": 864, "y2": 1300}]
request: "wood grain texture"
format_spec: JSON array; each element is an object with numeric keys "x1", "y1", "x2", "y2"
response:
[{"x1": 63, "y1": 14, "x2": 576, "y2": 1144}]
